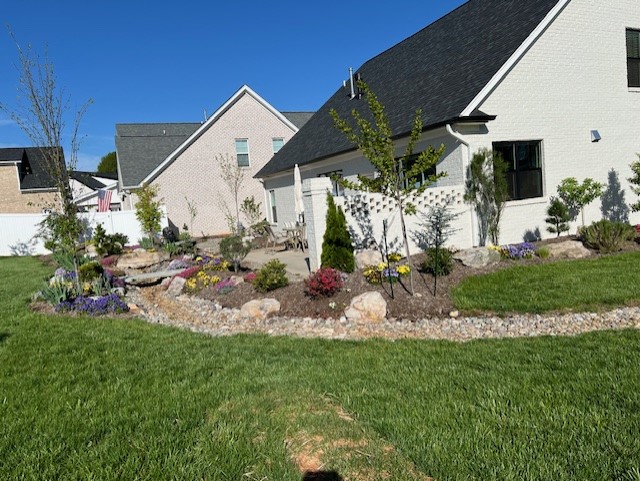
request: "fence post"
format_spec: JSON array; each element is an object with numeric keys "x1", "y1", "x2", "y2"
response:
[{"x1": 302, "y1": 177, "x2": 332, "y2": 271}]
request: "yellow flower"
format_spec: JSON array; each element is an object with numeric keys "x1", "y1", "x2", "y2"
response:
[
  {"x1": 397, "y1": 264, "x2": 411, "y2": 276},
  {"x1": 376, "y1": 262, "x2": 388, "y2": 272},
  {"x1": 388, "y1": 252, "x2": 402, "y2": 263}
]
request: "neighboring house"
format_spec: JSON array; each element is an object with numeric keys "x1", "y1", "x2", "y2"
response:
[
  {"x1": 257, "y1": 0, "x2": 640, "y2": 250},
  {"x1": 116, "y1": 85, "x2": 313, "y2": 236},
  {"x1": 71, "y1": 171, "x2": 121, "y2": 212},
  {"x1": 0, "y1": 147, "x2": 62, "y2": 213}
]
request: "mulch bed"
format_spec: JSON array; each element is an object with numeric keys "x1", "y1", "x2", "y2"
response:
[{"x1": 196, "y1": 252, "x2": 541, "y2": 319}]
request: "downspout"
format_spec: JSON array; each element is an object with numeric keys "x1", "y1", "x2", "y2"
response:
[{"x1": 445, "y1": 123, "x2": 478, "y2": 247}]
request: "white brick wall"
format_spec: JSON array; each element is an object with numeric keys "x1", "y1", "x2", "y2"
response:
[
  {"x1": 152, "y1": 92, "x2": 297, "y2": 236},
  {"x1": 472, "y1": 0, "x2": 640, "y2": 243}
]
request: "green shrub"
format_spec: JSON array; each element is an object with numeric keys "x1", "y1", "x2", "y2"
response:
[
  {"x1": 581, "y1": 220, "x2": 636, "y2": 253},
  {"x1": 92, "y1": 223, "x2": 128, "y2": 256},
  {"x1": 421, "y1": 247, "x2": 454, "y2": 276},
  {"x1": 545, "y1": 197, "x2": 571, "y2": 237},
  {"x1": 219, "y1": 235, "x2": 251, "y2": 272},
  {"x1": 78, "y1": 261, "x2": 104, "y2": 283},
  {"x1": 320, "y1": 193, "x2": 355, "y2": 273},
  {"x1": 254, "y1": 259, "x2": 289, "y2": 293}
]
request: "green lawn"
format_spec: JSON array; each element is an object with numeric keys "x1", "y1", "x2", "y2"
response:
[
  {"x1": 1, "y1": 256, "x2": 639, "y2": 480},
  {"x1": 453, "y1": 251, "x2": 640, "y2": 314}
]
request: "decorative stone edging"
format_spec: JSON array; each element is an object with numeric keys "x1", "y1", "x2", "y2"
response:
[{"x1": 125, "y1": 287, "x2": 640, "y2": 342}]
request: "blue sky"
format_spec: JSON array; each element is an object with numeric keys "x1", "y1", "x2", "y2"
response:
[{"x1": 0, "y1": 0, "x2": 467, "y2": 171}]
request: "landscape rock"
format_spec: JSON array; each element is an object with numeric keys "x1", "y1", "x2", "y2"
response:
[
  {"x1": 453, "y1": 247, "x2": 501, "y2": 268},
  {"x1": 117, "y1": 250, "x2": 170, "y2": 270},
  {"x1": 229, "y1": 275, "x2": 245, "y2": 286},
  {"x1": 545, "y1": 240, "x2": 591, "y2": 259},
  {"x1": 344, "y1": 291, "x2": 387, "y2": 323},
  {"x1": 85, "y1": 244, "x2": 98, "y2": 258},
  {"x1": 355, "y1": 249, "x2": 383, "y2": 268},
  {"x1": 165, "y1": 277, "x2": 186, "y2": 297},
  {"x1": 240, "y1": 298, "x2": 281, "y2": 320}
]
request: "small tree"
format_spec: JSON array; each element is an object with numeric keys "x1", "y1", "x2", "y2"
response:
[
  {"x1": 135, "y1": 185, "x2": 162, "y2": 241},
  {"x1": 628, "y1": 154, "x2": 640, "y2": 212},
  {"x1": 331, "y1": 80, "x2": 446, "y2": 294},
  {"x1": 219, "y1": 235, "x2": 251, "y2": 273},
  {"x1": 464, "y1": 148, "x2": 509, "y2": 246},
  {"x1": 557, "y1": 177, "x2": 604, "y2": 229},
  {"x1": 240, "y1": 196, "x2": 265, "y2": 234},
  {"x1": 218, "y1": 153, "x2": 244, "y2": 235},
  {"x1": 1, "y1": 33, "x2": 91, "y2": 292},
  {"x1": 184, "y1": 196, "x2": 198, "y2": 234},
  {"x1": 419, "y1": 200, "x2": 460, "y2": 295},
  {"x1": 545, "y1": 197, "x2": 571, "y2": 237},
  {"x1": 321, "y1": 193, "x2": 355, "y2": 273}
]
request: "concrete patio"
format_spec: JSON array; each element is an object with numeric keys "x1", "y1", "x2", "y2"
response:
[{"x1": 197, "y1": 237, "x2": 311, "y2": 281}]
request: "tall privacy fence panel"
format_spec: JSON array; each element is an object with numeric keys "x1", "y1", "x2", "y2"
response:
[
  {"x1": 303, "y1": 177, "x2": 472, "y2": 271},
  {"x1": 0, "y1": 206, "x2": 168, "y2": 256}
]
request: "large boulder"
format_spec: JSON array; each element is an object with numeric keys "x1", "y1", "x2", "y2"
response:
[
  {"x1": 453, "y1": 247, "x2": 501, "y2": 268},
  {"x1": 344, "y1": 291, "x2": 387, "y2": 323},
  {"x1": 544, "y1": 240, "x2": 591, "y2": 259},
  {"x1": 165, "y1": 276, "x2": 186, "y2": 297},
  {"x1": 240, "y1": 298, "x2": 281, "y2": 320},
  {"x1": 117, "y1": 250, "x2": 170, "y2": 270},
  {"x1": 355, "y1": 249, "x2": 383, "y2": 268}
]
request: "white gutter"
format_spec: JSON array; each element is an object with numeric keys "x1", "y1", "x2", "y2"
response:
[{"x1": 446, "y1": 123, "x2": 478, "y2": 246}]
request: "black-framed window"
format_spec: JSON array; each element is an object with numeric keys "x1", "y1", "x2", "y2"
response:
[
  {"x1": 627, "y1": 29, "x2": 640, "y2": 88},
  {"x1": 493, "y1": 141, "x2": 543, "y2": 200},
  {"x1": 399, "y1": 153, "x2": 437, "y2": 189}
]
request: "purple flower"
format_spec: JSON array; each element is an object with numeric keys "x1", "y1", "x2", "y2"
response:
[{"x1": 55, "y1": 294, "x2": 129, "y2": 315}]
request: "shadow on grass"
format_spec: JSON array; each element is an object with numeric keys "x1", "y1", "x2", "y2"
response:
[
  {"x1": 303, "y1": 471, "x2": 343, "y2": 481},
  {"x1": 0, "y1": 332, "x2": 11, "y2": 344}
]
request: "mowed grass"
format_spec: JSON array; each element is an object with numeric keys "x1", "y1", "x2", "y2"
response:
[
  {"x1": 453, "y1": 251, "x2": 640, "y2": 314},
  {"x1": 0, "y1": 256, "x2": 639, "y2": 480}
]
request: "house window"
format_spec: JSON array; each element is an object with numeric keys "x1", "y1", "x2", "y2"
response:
[
  {"x1": 627, "y1": 29, "x2": 640, "y2": 88},
  {"x1": 235, "y1": 139, "x2": 250, "y2": 167},
  {"x1": 272, "y1": 138, "x2": 285, "y2": 153},
  {"x1": 318, "y1": 170, "x2": 344, "y2": 196},
  {"x1": 493, "y1": 141, "x2": 543, "y2": 200},
  {"x1": 399, "y1": 153, "x2": 437, "y2": 189},
  {"x1": 269, "y1": 189, "x2": 277, "y2": 223}
]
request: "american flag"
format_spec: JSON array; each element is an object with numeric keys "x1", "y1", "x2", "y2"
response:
[{"x1": 97, "y1": 189, "x2": 113, "y2": 212}]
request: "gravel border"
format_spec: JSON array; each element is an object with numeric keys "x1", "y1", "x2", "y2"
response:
[{"x1": 126, "y1": 287, "x2": 640, "y2": 342}]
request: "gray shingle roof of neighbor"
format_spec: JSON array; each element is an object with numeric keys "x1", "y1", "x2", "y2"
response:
[
  {"x1": 0, "y1": 146, "x2": 64, "y2": 190},
  {"x1": 116, "y1": 123, "x2": 201, "y2": 188},
  {"x1": 256, "y1": 0, "x2": 562, "y2": 178},
  {"x1": 282, "y1": 112, "x2": 315, "y2": 129}
]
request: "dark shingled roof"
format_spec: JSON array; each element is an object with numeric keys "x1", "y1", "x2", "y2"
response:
[
  {"x1": 282, "y1": 112, "x2": 315, "y2": 129},
  {"x1": 71, "y1": 171, "x2": 112, "y2": 190},
  {"x1": 256, "y1": 0, "x2": 561, "y2": 178},
  {"x1": 116, "y1": 123, "x2": 201, "y2": 188},
  {"x1": 0, "y1": 146, "x2": 64, "y2": 190}
]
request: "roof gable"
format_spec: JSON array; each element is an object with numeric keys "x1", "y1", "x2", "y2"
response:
[
  {"x1": 0, "y1": 147, "x2": 63, "y2": 190},
  {"x1": 256, "y1": 0, "x2": 563, "y2": 178},
  {"x1": 140, "y1": 85, "x2": 301, "y2": 185}
]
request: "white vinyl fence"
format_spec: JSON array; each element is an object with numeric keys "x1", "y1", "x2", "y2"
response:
[{"x1": 0, "y1": 207, "x2": 168, "y2": 257}]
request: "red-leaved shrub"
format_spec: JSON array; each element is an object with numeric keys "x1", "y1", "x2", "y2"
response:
[
  {"x1": 177, "y1": 265, "x2": 202, "y2": 279},
  {"x1": 304, "y1": 267, "x2": 344, "y2": 298},
  {"x1": 100, "y1": 255, "x2": 118, "y2": 267},
  {"x1": 243, "y1": 272, "x2": 257, "y2": 283}
]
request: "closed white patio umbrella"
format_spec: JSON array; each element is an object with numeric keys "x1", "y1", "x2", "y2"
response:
[{"x1": 294, "y1": 163, "x2": 304, "y2": 223}]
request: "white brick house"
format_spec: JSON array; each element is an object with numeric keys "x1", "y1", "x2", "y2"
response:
[
  {"x1": 257, "y1": 0, "x2": 640, "y2": 267},
  {"x1": 116, "y1": 85, "x2": 313, "y2": 236}
]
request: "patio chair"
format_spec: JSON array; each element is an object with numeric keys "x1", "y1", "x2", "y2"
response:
[{"x1": 264, "y1": 225, "x2": 290, "y2": 251}]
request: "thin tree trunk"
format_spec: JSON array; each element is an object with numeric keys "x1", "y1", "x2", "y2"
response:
[{"x1": 397, "y1": 197, "x2": 414, "y2": 296}]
